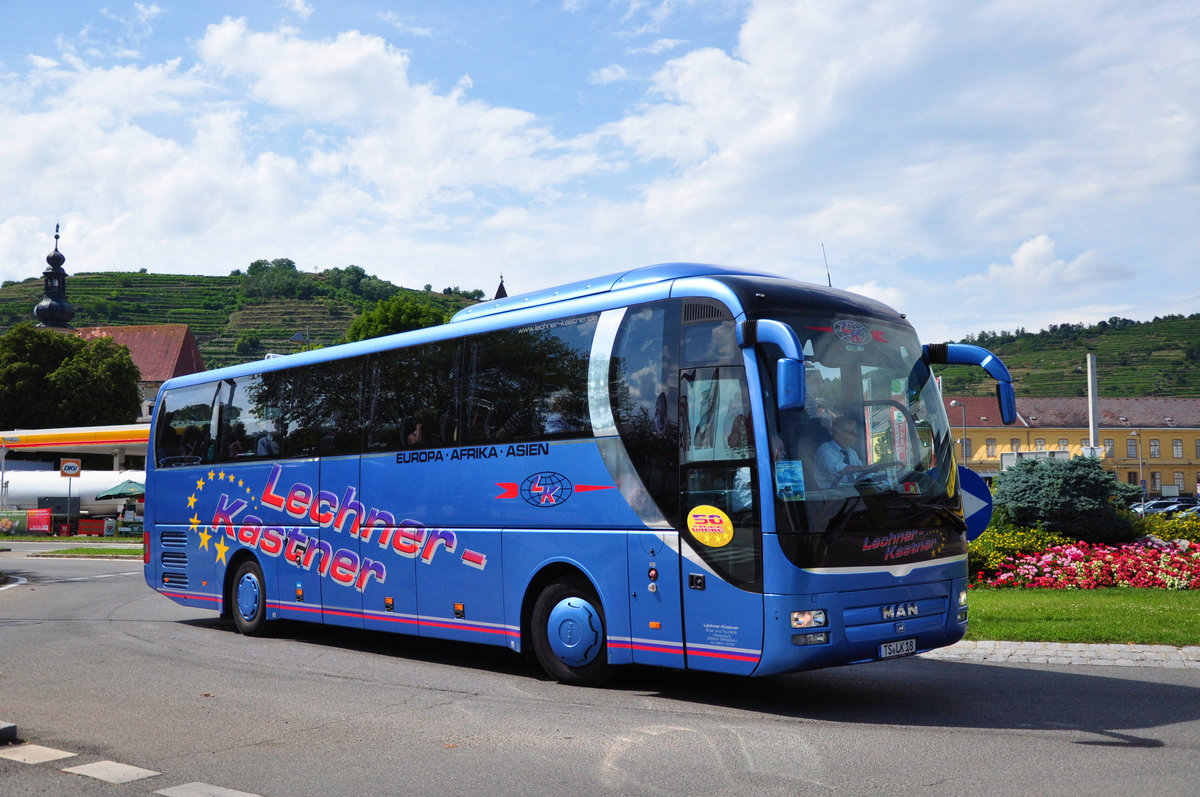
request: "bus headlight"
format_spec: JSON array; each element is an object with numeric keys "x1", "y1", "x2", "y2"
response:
[
  {"x1": 957, "y1": 589, "x2": 968, "y2": 623},
  {"x1": 791, "y1": 609, "x2": 827, "y2": 629}
]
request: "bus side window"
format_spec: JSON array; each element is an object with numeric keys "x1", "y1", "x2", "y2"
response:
[
  {"x1": 464, "y1": 315, "x2": 597, "y2": 444},
  {"x1": 365, "y1": 341, "x2": 459, "y2": 452},
  {"x1": 154, "y1": 383, "x2": 219, "y2": 467}
]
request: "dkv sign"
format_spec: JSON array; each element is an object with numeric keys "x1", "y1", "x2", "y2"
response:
[{"x1": 60, "y1": 458, "x2": 82, "y2": 477}]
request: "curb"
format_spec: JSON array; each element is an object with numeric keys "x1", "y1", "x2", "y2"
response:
[
  {"x1": 921, "y1": 640, "x2": 1200, "y2": 668},
  {"x1": 27, "y1": 554, "x2": 140, "y2": 560}
]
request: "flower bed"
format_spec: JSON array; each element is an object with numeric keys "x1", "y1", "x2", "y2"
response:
[{"x1": 977, "y1": 540, "x2": 1200, "y2": 589}]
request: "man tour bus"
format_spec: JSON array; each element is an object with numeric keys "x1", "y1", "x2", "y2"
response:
[{"x1": 144, "y1": 264, "x2": 1015, "y2": 685}]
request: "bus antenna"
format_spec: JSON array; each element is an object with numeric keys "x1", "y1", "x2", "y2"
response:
[{"x1": 821, "y1": 243, "x2": 832, "y2": 287}]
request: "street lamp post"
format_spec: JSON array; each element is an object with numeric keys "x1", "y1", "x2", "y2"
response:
[
  {"x1": 949, "y1": 400, "x2": 967, "y2": 463},
  {"x1": 1129, "y1": 430, "x2": 1144, "y2": 511}
]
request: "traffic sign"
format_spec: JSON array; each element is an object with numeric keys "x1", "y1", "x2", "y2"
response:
[{"x1": 958, "y1": 466, "x2": 993, "y2": 541}]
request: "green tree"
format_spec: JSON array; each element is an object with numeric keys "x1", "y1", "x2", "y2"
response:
[
  {"x1": 0, "y1": 324, "x2": 142, "y2": 427},
  {"x1": 344, "y1": 294, "x2": 448, "y2": 342},
  {"x1": 991, "y1": 456, "x2": 1142, "y2": 544},
  {"x1": 242, "y1": 258, "x2": 309, "y2": 299}
]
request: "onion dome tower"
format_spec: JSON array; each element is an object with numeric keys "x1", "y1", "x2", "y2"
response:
[{"x1": 33, "y1": 224, "x2": 76, "y2": 329}]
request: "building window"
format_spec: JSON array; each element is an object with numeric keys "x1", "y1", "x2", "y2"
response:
[
  {"x1": 986, "y1": 438, "x2": 997, "y2": 457},
  {"x1": 1126, "y1": 438, "x2": 1138, "y2": 458},
  {"x1": 963, "y1": 438, "x2": 973, "y2": 459},
  {"x1": 1058, "y1": 438, "x2": 1069, "y2": 451},
  {"x1": 1035, "y1": 438, "x2": 1046, "y2": 451},
  {"x1": 1150, "y1": 439, "x2": 1161, "y2": 458},
  {"x1": 1127, "y1": 471, "x2": 1138, "y2": 485},
  {"x1": 1010, "y1": 438, "x2": 1020, "y2": 453},
  {"x1": 1151, "y1": 472, "x2": 1161, "y2": 491},
  {"x1": 1173, "y1": 439, "x2": 1183, "y2": 458},
  {"x1": 1174, "y1": 472, "x2": 1184, "y2": 490},
  {"x1": 1195, "y1": 440, "x2": 1200, "y2": 459},
  {"x1": 1104, "y1": 438, "x2": 1115, "y2": 457}
]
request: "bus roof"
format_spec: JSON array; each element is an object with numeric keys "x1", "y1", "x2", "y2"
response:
[{"x1": 449, "y1": 263, "x2": 777, "y2": 323}]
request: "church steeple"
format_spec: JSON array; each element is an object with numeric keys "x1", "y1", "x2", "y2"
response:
[
  {"x1": 33, "y1": 224, "x2": 76, "y2": 329},
  {"x1": 494, "y1": 274, "x2": 507, "y2": 300}
]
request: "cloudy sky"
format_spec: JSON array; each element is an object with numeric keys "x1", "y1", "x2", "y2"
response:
[{"x1": 1, "y1": 0, "x2": 1197, "y2": 342}]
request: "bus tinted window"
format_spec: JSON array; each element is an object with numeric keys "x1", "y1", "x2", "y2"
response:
[
  {"x1": 463, "y1": 314, "x2": 597, "y2": 443},
  {"x1": 681, "y1": 302, "x2": 740, "y2": 368},
  {"x1": 295, "y1": 359, "x2": 364, "y2": 457},
  {"x1": 365, "y1": 341, "x2": 460, "y2": 451},
  {"x1": 155, "y1": 382, "x2": 218, "y2": 467},
  {"x1": 217, "y1": 374, "x2": 287, "y2": 460},
  {"x1": 610, "y1": 301, "x2": 679, "y2": 521}
]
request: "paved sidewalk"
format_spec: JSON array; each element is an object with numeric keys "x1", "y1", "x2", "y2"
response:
[{"x1": 921, "y1": 640, "x2": 1200, "y2": 668}]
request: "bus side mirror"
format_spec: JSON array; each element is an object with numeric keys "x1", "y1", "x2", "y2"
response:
[
  {"x1": 996, "y1": 382, "x2": 1016, "y2": 425},
  {"x1": 737, "y1": 319, "x2": 807, "y2": 412},
  {"x1": 924, "y1": 342, "x2": 1017, "y2": 425},
  {"x1": 777, "y1": 358, "x2": 806, "y2": 411}
]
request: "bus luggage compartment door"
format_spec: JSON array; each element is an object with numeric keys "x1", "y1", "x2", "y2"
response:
[{"x1": 626, "y1": 531, "x2": 684, "y2": 668}]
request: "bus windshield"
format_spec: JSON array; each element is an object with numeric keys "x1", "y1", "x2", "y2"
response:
[{"x1": 757, "y1": 312, "x2": 963, "y2": 569}]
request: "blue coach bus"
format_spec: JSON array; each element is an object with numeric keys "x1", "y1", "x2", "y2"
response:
[{"x1": 144, "y1": 263, "x2": 1015, "y2": 685}]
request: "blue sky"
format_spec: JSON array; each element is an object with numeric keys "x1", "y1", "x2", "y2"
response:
[{"x1": 1, "y1": 1, "x2": 1197, "y2": 343}]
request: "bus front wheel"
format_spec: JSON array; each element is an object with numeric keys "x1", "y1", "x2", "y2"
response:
[
  {"x1": 530, "y1": 578, "x2": 612, "y2": 686},
  {"x1": 231, "y1": 559, "x2": 268, "y2": 636}
]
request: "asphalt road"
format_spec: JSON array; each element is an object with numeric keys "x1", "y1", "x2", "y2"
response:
[{"x1": 2, "y1": 544, "x2": 1199, "y2": 796}]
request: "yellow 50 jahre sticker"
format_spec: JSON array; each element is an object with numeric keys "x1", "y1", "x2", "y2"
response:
[{"x1": 687, "y1": 505, "x2": 734, "y2": 548}]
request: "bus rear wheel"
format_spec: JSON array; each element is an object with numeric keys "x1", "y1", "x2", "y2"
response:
[
  {"x1": 530, "y1": 578, "x2": 612, "y2": 686},
  {"x1": 231, "y1": 559, "x2": 268, "y2": 636}
]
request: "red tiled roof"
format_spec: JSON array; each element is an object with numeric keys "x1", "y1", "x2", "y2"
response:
[
  {"x1": 943, "y1": 395, "x2": 1200, "y2": 430},
  {"x1": 76, "y1": 324, "x2": 205, "y2": 383}
]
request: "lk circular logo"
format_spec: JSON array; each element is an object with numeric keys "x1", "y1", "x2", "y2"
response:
[
  {"x1": 521, "y1": 472, "x2": 574, "y2": 507},
  {"x1": 833, "y1": 320, "x2": 871, "y2": 345}
]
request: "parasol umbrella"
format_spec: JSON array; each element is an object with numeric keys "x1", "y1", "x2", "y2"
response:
[{"x1": 93, "y1": 479, "x2": 146, "y2": 500}]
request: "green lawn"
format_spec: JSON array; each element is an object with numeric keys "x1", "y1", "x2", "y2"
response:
[
  {"x1": 36, "y1": 547, "x2": 141, "y2": 558},
  {"x1": 966, "y1": 588, "x2": 1200, "y2": 647}
]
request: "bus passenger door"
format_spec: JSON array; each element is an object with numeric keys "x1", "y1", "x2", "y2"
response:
[
  {"x1": 627, "y1": 531, "x2": 685, "y2": 668},
  {"x1": 678, "y1": 366, "x2": 765, "y2": 675}
]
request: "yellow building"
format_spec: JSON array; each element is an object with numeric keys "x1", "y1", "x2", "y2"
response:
[{"x1": 942, "y1": 396, "x2": 1200, "y2": 498}]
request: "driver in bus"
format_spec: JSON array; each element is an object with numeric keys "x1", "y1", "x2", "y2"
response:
[{"x1": 815, "y1": 415, "x2": 894, "y2": 487}]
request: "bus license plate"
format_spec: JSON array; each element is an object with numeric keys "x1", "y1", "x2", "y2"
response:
[{"x1": 879, "y1": 638, "x2": 916, "y2": 659}]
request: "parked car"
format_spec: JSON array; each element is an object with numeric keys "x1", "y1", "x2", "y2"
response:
[
  {"x1": 1175, "y1": 505, "x2": 1200, "y2": 519},
  {"x1": 1131, "y1": 498, "x2": 1185, "y2": 515}
]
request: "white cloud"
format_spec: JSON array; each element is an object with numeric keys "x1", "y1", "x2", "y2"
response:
[
  {"x1": 0, "y1": 0, "x2": 1196, "y2": 341},
  {"x1": 956, "y1": 235, "x2": 1131, "y2": 303},
  {"x1": 378, "y1": 11, "x2": 432, "y2": 37},
  {"x1": 628, "y1": 38, "x2": 686, "y2": 55},
  {"x1": 278, "y1": 0, "x2": 313, "y2": 21},
  {"x1": 590, "y1": 65, "x2": 631, "y2": 84},
  {"x1": 135, "y1": 4, "x2": 164, "y2": 25}
]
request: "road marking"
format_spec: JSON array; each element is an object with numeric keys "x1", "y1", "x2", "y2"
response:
[
  {"x1": 62, "y1": 760, "x2": 160, "y2": 783},
  {"x1": 157, "y1": 782, "x2": 263, "y2": 797},
  {"x1": 34, "y1": 571, "x2": 141, "y2": 584},
  {"x1": 0, "y1": 744, "x2": 76, "y2": 764},
  {"x1": 1, "y1": 738, "x2": 260, "y2": 795},
  {"x1": 0, "y1": 576, "x2": 28, "y2": 591}
]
